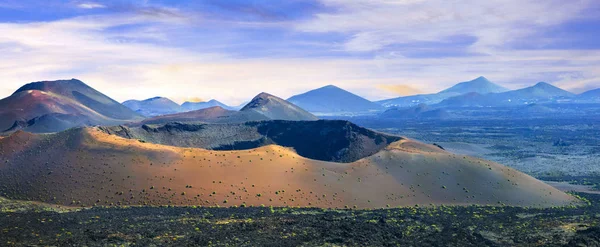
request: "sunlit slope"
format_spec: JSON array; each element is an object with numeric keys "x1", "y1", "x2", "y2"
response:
[{"x1": 0, "y1": 128, "x2": 575, "y2": 208}]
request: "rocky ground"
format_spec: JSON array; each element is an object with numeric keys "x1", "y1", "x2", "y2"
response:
[{"x1": 1, "y1": 192, "x2": 599, "y2": 246}]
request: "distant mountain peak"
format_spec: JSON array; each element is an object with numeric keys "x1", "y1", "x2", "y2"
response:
[
  {"x1": 13, "y1": 78, "x2": 86, "y2": 95},
  {"x1": 287, "y1": 85, "x2": 382, "y2": 114},
  {"x1": 469, "y1": 76, "x2": 490, "y2": 83},
  {"x1": 241, "y1": 92, "x2": 275, "y2": 110},
  {"x1": 438, "y1": 76, "x2": 508, "y2": 95},
  {"x1": 255, "y1": 92, "x2": 273, "y2": 99},
  {"x1": 241, "y1": 92, "x2": 317, "y2": 121},
  {"x1": 321, "y1": 84, "x2": 341, "y2": 90},
  {"x1": 533, "y1": 82, "x2": 553, "y2": 88},
  {"x1": 147, "y1": 96, "x2": 165, "y2": 101}
]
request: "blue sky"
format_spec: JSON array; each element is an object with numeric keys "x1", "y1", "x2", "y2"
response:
[{"x1": 0, "y1": 0, "x2": 599, "y2": 104}]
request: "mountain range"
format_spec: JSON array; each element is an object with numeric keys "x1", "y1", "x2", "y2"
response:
[
  {"x1": 438, "y1": 82, "x2": 575, "y2": 107},
  {"x1": 131, "y1": 92, "x2": 317, "y2": 126},
  {"x1": 377, "y1": 76, "x2": 509, "y2": 108},
  {"x1": 123, "y1": 98, "x2": 236, "y2": 117},
  {"x1": 0, "y1": 77, "x2": 598, "y2": 134},
  {"x1": 0, "y1": 77, "x2": 585, "y2": 210},
  {"x1": 0, "y1": 80, "x2": 317, "y2": 134}
]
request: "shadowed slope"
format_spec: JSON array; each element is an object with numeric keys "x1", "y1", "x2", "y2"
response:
[
  {"x1": 101, "y1": 120, "x2": 402, "y2": 163},
  {"x1": 0, "y1": 128, "x2": 576, "y2": 209}
]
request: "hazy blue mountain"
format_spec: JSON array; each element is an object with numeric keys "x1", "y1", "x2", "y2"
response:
[
  {"x1": 122, "y1": 97, "x2": 182, "y2": 117},
  {"x1": 438, "y1": 82, "x2": 575, "y2": 107},
  {"x1": 578, "y1": 88, "x2": 600, "y2": 101},
  {"x1": 287, "y1": 85, "x2": 384, "y2": 115},
  {"x1": 242, "y1": 92, "x2": 318, "y2": 121},
  {"x1": 181, "y1": 99, "x2": 234, "y2": 111},
  {"x1": 504, "y1": 82, "x2": 574, "y2": 99},
  {"x1": 377, "y1": 76, "x2": 507, "y2": 108},
  {"x1": 439, "y1": 76, "x2": 508, "y2": 95}
]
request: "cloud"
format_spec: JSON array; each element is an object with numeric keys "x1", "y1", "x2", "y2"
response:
[
  {"x1": 297, "y1": 0, "x2": 594, "y2": 53},
  {"x1": 0, "y1": 1, "x2": 599, "y2": 105},
  {"x1": 77, "y1": 3, "x2": 106, "y2": 9},
  {"x1": 377, "y1": 84, "x2": 423, "y2": 96},
  {"x1": 181, "y1": 97, "x2": 206, "y2": 103}
]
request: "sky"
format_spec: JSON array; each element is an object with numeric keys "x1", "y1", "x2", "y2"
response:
[{"x1": 0, "y1": 0, "x2": 599, "y2": 105}]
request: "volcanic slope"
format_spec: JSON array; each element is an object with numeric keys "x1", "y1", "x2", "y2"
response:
[
  {"x1": 240, "y1": 92, "x2": 318, "y2": 121},
  {"x1": 0, "y1": 127, "x2": 575, "y2": 209},
  {"x1": 0, "y1": 79, "x2": 143, "y2": 132},
  {"x1": 134, "y1": 106, "x2": 267, "y2": 126},
  {"x1": 100, "y1": 120, "x2": 401, "y2": 163}
]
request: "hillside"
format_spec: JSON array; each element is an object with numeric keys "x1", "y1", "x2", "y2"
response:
[
  {"x1": 578, "y1": 88, "x2": 600, "y2": 101},
  {"x1": 0, "y1": 127, "x2": 576, "y2": 208},
  {"x1": 102, "y1": 120, "x2": 401, "y2": 163},
  {"x1": 287, "y1": 85, "x2": 383, "y2": 114},
  {"x1": 0, "y1": 79, "x2": 143, "y2": 133},
  {"x1": 240, "y1": 93, "x2": 318, "y2": 121},
  {"x1": 181, "y1": 99, "x2": 234, "y2": 111},
  {"x1": 122, "y1": 97, "x2": 182, "y2": 117}
]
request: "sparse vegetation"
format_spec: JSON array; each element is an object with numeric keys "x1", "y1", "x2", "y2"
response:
[{"x1": 0, "y1": 193, "x2": 599, "y2": 246}]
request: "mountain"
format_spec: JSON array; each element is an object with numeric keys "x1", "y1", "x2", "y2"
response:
[
  {"x1": 439, "y1": 82, "x2": 575, "y2": 107},
  {"x1": 287, "y1": 85, "x2": 384, "y2": 114},
  {"x1": 181, "y1": 99, "x2": 234, "y2": 111},
  {"x1": 379, "y1": 104, "x2": 451, "y2": 119},
  {"x1": 505, "y1": 82, "x2": 574, "y2": 100},
  {"x1": 438, "y1": 76, "x2": 508, "y2": 95},
  {"x1": 134, "y1": 106, "x2": 267, "y2": 126},
  {"x1": 122, "y1": 97, "x2": 182, "y2": 117},
  {"x1": 0, "y1": 79, "x2": 143, "y2": 133},
  {"x1": 131, "y1": 93, "x2": 317, "y2": 126},
  {"x1": 0, "y1": 125, "x2": 576, "y2": 208},
  {"x1": 377, "y1": 76, "x2": 508, "y2": 108},
  {"x1": 241, "y1": 92, "x2": 318, "y2": 121},
  {"x1": 577, "y1": 88, "x2": 600, "y2": 101}
]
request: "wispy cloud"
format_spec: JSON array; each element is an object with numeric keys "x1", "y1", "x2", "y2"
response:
[
  {"x1": 77, "y1": 3, "x2": 106, "y2": 9},
  {"x1": 0, "y1": 0, "x2": 599, "y2": 105}
]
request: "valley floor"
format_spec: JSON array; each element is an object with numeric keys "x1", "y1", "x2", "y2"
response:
[
  {"x1": 339, "y1": 117, "x2": 600, "y2": 178},
  {"x1": 1, "y1": 192, "x2": 599, "y2": 246}
]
